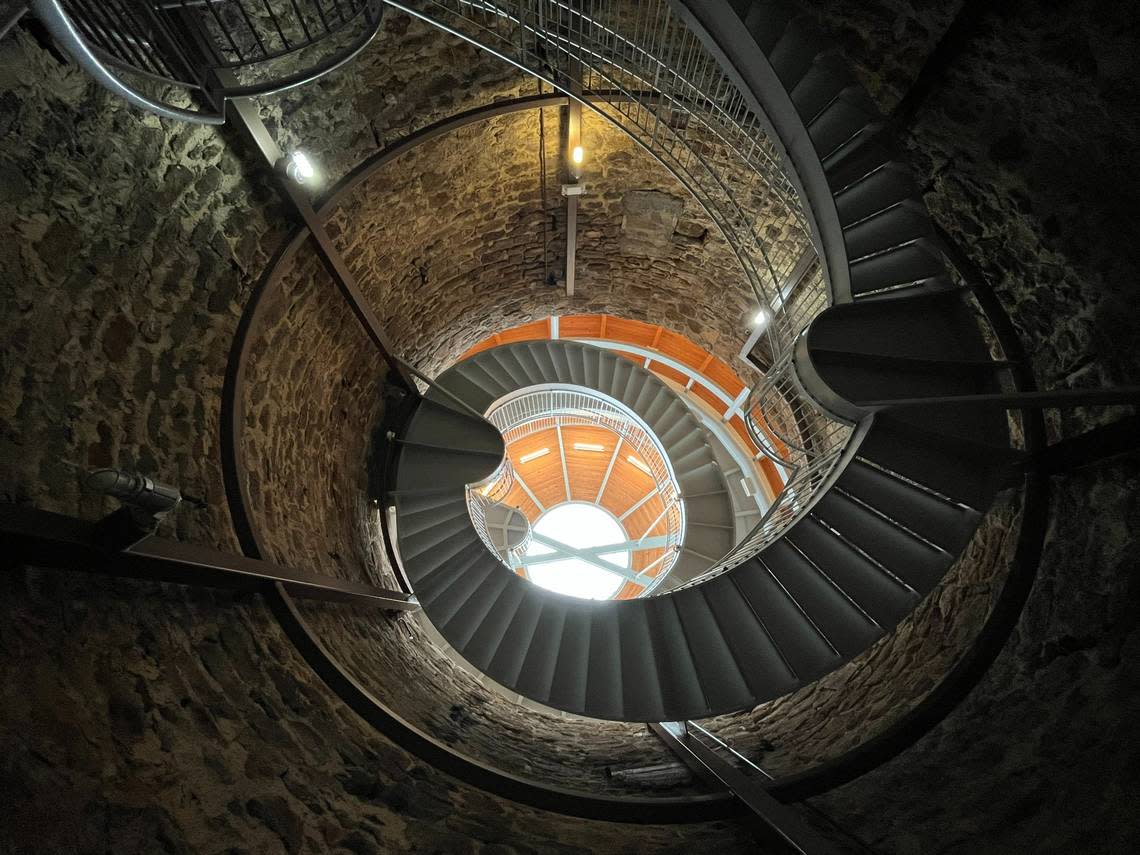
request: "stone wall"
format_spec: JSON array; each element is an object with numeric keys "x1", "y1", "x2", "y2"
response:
[
  {"x1": 4, "y1": 0, "x2": 1136, "y2": 851},
  {"x1": 323, "y1": 103, "x2": 809, "y2": 380},
  {"x1": 787, "y1": 1, "x2": 1140, "y2": 852},
  {"x1": 0, "y1": 17, "x2": 758, "y2": 852},
  {"x1": 703, "y1": 494, "x2": 1022, "y2": 775},
  {"x1": 0, "y1": 570, "x2": 758, "y2": 854},
  {"x1": 236, "y1": 229, "x2": 702, "y2": 798}
]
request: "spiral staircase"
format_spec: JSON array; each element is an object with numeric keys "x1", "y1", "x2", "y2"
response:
[
  {"x1": 11, "y1": 0, "x2": 1076, "y2": 849},
  {"x1": 379, "y1": 0, "x2": 1013, "y2": 723}
]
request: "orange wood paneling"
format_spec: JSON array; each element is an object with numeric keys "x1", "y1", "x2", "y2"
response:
[
  {"x1": 499, "y1": 319, "x2": 550, "y2": 345},
  {"x1": 558, "y1": 315, "x2": 605, "y2": 339},
  {"x1": 651, "y1": 362, "x2": 688, "y2": 387}
]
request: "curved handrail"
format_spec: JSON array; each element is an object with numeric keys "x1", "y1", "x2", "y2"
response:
[
  {"x1": 32, "y1": 0, "x2": 385, "y2": 124},
  {"x1": 31, "y1": 0, "x2": 226, "y2": 124},
  {"x1": 268, "y1": 582, "x2": 740, "y2": 822}
]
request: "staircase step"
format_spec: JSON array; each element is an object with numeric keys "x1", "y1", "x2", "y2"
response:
[
  {"x1": 548, "y1": 604, "x2": 592, "y2": 712},
  {"x1": 441, "y1": 562, "x2": 514, "y2": 650},
  {"x1": 743, "y1": 0, "x2": 797, "y2": 54},
  {"x1": 646, "y1": 595, "x2": 708, "y2": 717},
  {"x1": 785, "y1": 514, "x2": 917, "y2": 627},
  {"x1": 426, "y1": 554, "x2": 501, "y2": 628},
  {"x1": 585, "y1": 608, "x2": 624, "y2": 719},
  {"x1": 486, "y1": 590, "x2": 546, "y2": 688},
  {"x1": 674, "y1": 588, "x2": 752, "y2": 711},
  {"x1": 732, "y1": 558, "x2": 840, "y2": 683},
  {"x1": 461, "y1": 576, "x2": 527, "y2": 670},
  {"x1": 839, "y1": 457, "x2": 982, "y2": 554},
  {"x1": 809, "y1": 92, "x2": 879, "y2": 161},
  {"x1": 617, "y1": 604, "x2": 666, "y2": 721},
  {"x1": 790, "y1": 52, "x2": 857, "y2": 122},
  {"x1": 844, "y1": 200, "x2": 933, "y2": 261},
  {"x1": 705, "y1": 573, "x2": 799, "y2": 697},
  {"x1": 811, "y1": 490, "x2": 951, "y2": 593},
  {"x1": 515, "y1": 602, "x2": 568, "y2": 703},
  {"x1": 761, "y1": 538, "x2": 882, "y2": 656},
  {"x1": 834, "y1": 163, "x2": 917, "y2": 227},
  {"x1": 849, "y1": 239, "x2": 946, "y2": 296}
]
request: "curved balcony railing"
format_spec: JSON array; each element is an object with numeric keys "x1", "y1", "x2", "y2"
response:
[
  {"x1": 32, "y1": 0, "x2": 385, "y2": 123},
  {"x1": 395, "y1": 0, "x2": 852, "y2": 579},
  {"x1": 468, "y1": 456, "x2": 535, "y2": 563}
]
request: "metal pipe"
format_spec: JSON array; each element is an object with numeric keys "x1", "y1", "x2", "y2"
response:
[
  {"x1": 1, "y1": 4, "x2": 29, "y2": 41},
  {"x1": 30, "y1": 0, "x2": 224, "y2": 124}
]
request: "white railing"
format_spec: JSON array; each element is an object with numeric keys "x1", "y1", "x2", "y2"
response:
[
  {"x1": 399, "y1": 0, "x2": 853, "y2": 582},
  {"x1": 468, "y1": 456, "x2": 534, "y2": 562}
]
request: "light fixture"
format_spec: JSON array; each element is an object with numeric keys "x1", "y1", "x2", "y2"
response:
[
  {"x1": 571, "y1": 145, "x2": 584, "y2": 165},
  {"x1": 573, "y1": 442, "x2": 605, "y2": 452},
  {"x1": 627, "y1": 455, "x2": 652, "y2": 475},
  {"x1": 519, "y1": 448, "x2": 550, "y2": 464},
  {"x1": 286, "y1": 150, "x2": 315, "y2": 184},
  {"x1": 752, "y1": 308, "x2": 771, "y2": 327}
]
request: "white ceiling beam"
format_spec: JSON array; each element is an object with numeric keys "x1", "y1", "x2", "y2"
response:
[
  {"x1": 513, "y1": 470, "x2": 545, "y2": 514},
  {"x1": 596, "y1": 436, "x2": 623, "y2": 503},
  {"x1": 555, "y1": 423, "x2": 571, "y2": 502},
  {"x1": 619, "y1": 486, "x2": 659, "y2": 522},
  {"x1": 526, "y1": 532, "x2": 646, "y2": 585},
  {"x1": 521, "y1": 536, "x2": 670, "y2": 567}
]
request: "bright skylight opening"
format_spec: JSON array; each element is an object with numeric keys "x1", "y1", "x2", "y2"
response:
[{"x1": 524, "y1": 503, "x2": 629, "y2": 600}]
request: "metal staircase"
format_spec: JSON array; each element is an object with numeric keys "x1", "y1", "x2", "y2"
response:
[
  {"x1": 16, "y1": 0, "x2": 1079, "y2": 841},
  {"x1": 379, "y1": 0, "x2": 1015, "y2": 724}
]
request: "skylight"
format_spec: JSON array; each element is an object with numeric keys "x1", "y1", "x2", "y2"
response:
[{"x1": 524, "y1": 503, "x2": 629, "y2": 600}]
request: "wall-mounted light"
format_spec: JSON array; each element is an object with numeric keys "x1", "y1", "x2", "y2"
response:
[
  {"x1": 752, "y1": 308, "x2": 771, "y2": 329},
  {"x1": 573, "y1": 442, "x2": 605, "y2": 452},
  {"x1": 627, "y1": 455, "x2": 652, "y2": 475},
  {"x1": 571, "y1": 145, "x2": 584, "y2": 166},
  {"x1": 286, "y1": 150, "x2": 315, "y2": 184},
  {"x1": 519, "y1": 448, "x2": 550, "y2": 464}
]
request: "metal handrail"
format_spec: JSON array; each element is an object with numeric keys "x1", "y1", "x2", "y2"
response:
[
  {"x1": 33, "y1": 0, "x2": 385, "y2": 124},
  {"x1": 467, "y1": 456, "x2": 535, "y2": 562}
]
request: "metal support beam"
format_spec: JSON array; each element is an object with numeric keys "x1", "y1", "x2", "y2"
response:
[
  {"x1": 858, "y1": 387, "x2": 1140, "y2": 411},
  {"x1": 221, "y1": 84, "x2": 417, "y2": 393},
  {"x1": 2, "y1": 505, "x2": 418, "y2": 609},
  {"x1": 521, "y1": 536, "x2": 670, "y2": 567},
  {"x1": 633, "y1": 550, "x2": 671, "y2": 582},
  {"x1": 650, "y1": 722, "x2": 842, "y2": 855},
  {"x1": 639, "y1": 502, "x2": 674, "y2": 542},
  {"x1": 619, "y1": 486, "x2": 659, "y2": 522},
  {"x1": 1021, "y1": 413, "x2": 1140, "y2": 474},
  {"x1": 555, "y1": 423, "x2": 571, "y2": 502},
  {"x1": 527, "y1": 532, "x2": 646, "y2": 585},
  {"x1": 722, "y1": 385, "x2": 751, "y2": 422},
  {"x1": 565, "y1": 193, "x2": 578, "y2": 297},
  {"x1": 562, "y1": 97, "x2": 583, "y2": 296},
  {"x1": 596, "y1": 437, "x2": 623, "y2": 503},
  {"x1": 514, "y1": 469, "x2": 546, "y2": 513}
]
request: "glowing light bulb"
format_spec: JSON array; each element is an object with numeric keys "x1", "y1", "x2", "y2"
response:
[
  {"x1": 287, "y1": 150, "x2": 315, "y2": 183},
  {"x1": 571, "y1": 145, "x2": 584, "y2": 165},
  {"x1": 753, "y1": 308, "x2": 771, "y2": 328}
]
